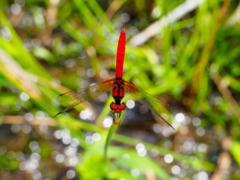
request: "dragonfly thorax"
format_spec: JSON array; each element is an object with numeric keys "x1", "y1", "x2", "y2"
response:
[
  {"x1": 112, "y1": 79, "x2": 124, "y2": 101},
  {"x1": 110, "y1": 78, "x2": 126, "y2": 113}
]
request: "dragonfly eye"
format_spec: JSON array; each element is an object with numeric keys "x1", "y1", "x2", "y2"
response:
[
  {"x1": 119, "y1": 103, "x2": 126, "y2": 110},
  {"x1": 110, "y1": 102, "x2": 118, "y2": 110}
]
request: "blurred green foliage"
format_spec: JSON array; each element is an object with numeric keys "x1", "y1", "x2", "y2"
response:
[{"x1": 0, "y1": 0, "x2": 240, "y2": 179}]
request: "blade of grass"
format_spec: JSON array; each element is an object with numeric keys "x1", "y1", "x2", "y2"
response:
[
  {"x1": 104, "y1": 120, "x2": 119, "y2": 158},
  {"x1": 190, "y1": 0, "x2": 231, "y2": 106},
  {"x1": 0, "y1": 10, "x2": 51, "y2": 79},
  {"x1": 113, "y1": 134, "x2": 216, "y2": 172}
]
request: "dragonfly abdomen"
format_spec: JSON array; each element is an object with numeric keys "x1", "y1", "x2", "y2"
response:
[{"x1": 115, "y1": 28, "x2": 126, "y2": 79}]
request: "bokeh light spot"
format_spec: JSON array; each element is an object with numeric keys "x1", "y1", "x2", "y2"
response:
[
  {"x1": 86, "y1": 68, "x2": 95, "y2": 77},
  {"x1": 164, "y1": 154, "x2": 173, "y2": 163},
  {"x1": 11, "y1": 124, "x2": 21, "y2": 133},
  {"x1": 192, "y1": 117, "x2": 201, "y2": 126},
  {"x1": 100, "y1": 70, "x2": 109, "y2": 79},
  {"x1": 162, "y1": 128, "x2": 171, "y2": 137},
  {"x1": 172, "y1": 165, "x2": 181, "y2": 175},
  {"x1": 22, "y1": 124, "x2": 31, "y2": 134},
  {"x1": 136, "y1": 143, "x2": 146, "y2": 157},
  {"x1": 197, "y1": 171, "x2": 208, "y2": 180},
  {"x1": 122, "y1": 154, "x2": 130, "y2": 160},
  {"x1": 55, "y1": 154, "x2": 65, "y2": 163},
  {"x1": 20, "y1": 92, "x2": 30, "y2": 101},
  {"x1": 126, "y1": 100, "x2": 135, "y2": 109},
  {"x1": 196, "y1": 127, "x2": 205, "y2": 136},
  {"x1": 198, "y1": 143, "x2": 207, "y2": 152},
  {"x1": 11, "y1": 4, "x2": 22, "y2": 15},
  {"x1": 66, "y1": 169, "x2": 76, "y2": 179},
  {"x1": 151, "y1": 6, "x2": 161, "y2": 18},
  {"x1": 131, "y1": 168, "x2": 140, "y2": 177},
  {"x1": 79, "y1": 108, "x2": 94, "y2": 120},
  {"x1": 150, "y1": 148, "x2": 159, "y2": 158},
  {"x1": 24, "y1": 112, "x2": 34, "y2": 122},
  {"x1": 121, "y1": 13, "x2": 130, "y2": 23},
  {"x1": 175, "y1": 113, "x2": 185, "y2": 123},
  {"x1": 153, "y1": 124, "x2": 162, "y2": 134},
  {"x1": 92, "y1": 133, "x2": 101, "y2": 142},
  {"x1": 103, "y1": 116, "x2": 113, "y2": 128},
  {"x1": 139, "y1": 105, "x2": 148, "y2": 114}
]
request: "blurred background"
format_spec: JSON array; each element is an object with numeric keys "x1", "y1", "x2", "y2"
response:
[{"x1": 0, "y1": 0, "x2": 240, "y2": 179}]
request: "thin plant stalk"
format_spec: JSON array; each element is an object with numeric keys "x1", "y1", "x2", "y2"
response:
[{"x1": 104, "y1": 116, "x2": 121, "y2": 158}]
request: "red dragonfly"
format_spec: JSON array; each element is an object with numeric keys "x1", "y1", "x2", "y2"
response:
[{"x1": 54, "y1": 28, "x2": 173, "y2": 129}]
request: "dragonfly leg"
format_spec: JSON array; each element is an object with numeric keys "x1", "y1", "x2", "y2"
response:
[{"x1": 111, "y1": 111, "x2": 122, "y2": 125}]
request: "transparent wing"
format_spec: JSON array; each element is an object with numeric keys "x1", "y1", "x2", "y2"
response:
[
  {"x1": 54, "y1": 79, "x2": 115, "y2": 117},
  {"x1": 123, "y1": 80, "x2": 174, "y2": 129}
]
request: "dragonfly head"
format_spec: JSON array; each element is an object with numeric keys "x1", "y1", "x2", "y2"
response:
[{"x1": 110, "y1": 102, "x2": 126, "y2": 113}]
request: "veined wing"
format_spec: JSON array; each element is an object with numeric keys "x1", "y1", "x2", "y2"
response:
[
  {"x1": 123, "y1": 80, "x2": 174, "y2": 129},
  {"x1": 54, "y1": 79, "x2": 115, "y2": 117}
]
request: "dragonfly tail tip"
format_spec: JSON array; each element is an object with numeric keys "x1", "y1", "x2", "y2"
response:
[{"x1": 122, "y1": 28, "x2": 125, "y2": 32}]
